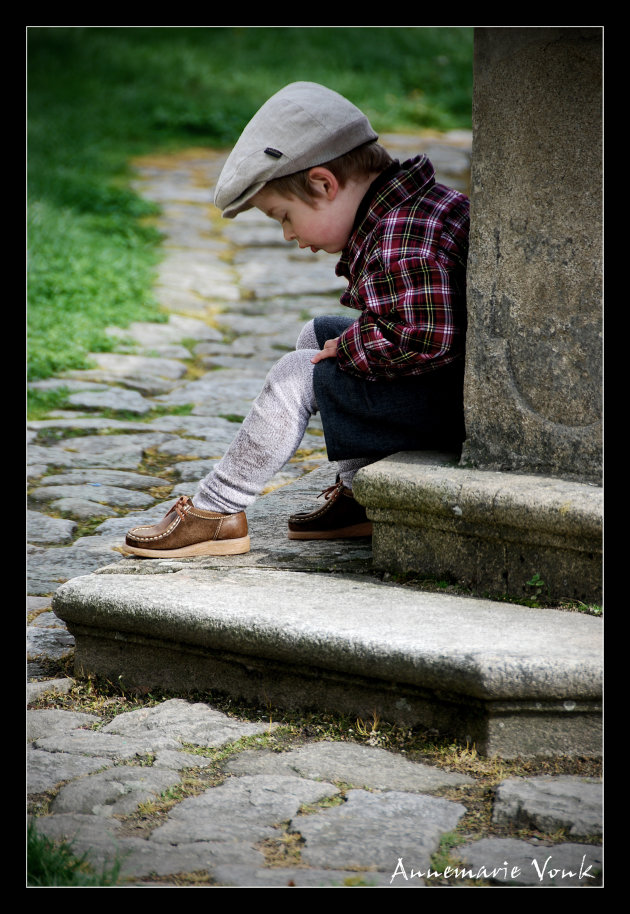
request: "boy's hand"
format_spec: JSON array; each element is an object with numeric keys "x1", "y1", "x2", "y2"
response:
[{"x1": 311, "y1": 337, "x2": 339, "y2": 363}]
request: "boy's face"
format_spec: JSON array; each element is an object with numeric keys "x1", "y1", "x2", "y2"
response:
[{"x1": 250, "y1": 168, "x2": 361, "y2": 255}]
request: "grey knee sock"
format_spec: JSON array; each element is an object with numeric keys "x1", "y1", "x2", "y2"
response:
[
  {"x1": 193, "y1": 349, "x2": 318, "y2": 514},
  {"x1": 337, "y1": 457, "x2": 377, "y2": 490},
  {"x1": 295, "y1": 319, "x2": 319, "y2": 350}
]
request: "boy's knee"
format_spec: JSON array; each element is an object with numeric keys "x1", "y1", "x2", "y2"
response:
[
  {"x1": 295, "y1": 319, "x2": 317, "y2": 350},
  {"x1": 268, "y1": 348, "x2": 315, "y2": 383},
  {"x1": 263, "y1": 350, "x2": 317, "y2": 413}
]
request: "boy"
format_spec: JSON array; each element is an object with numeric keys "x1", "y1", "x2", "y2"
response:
[{"x1": 122, "y1": 82, "x2": 469, "y2": 558}]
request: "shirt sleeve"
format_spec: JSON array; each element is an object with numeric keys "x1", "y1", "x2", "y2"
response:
[{"x1": 336, "y1": 253, "x2": 465, "y2": 379}]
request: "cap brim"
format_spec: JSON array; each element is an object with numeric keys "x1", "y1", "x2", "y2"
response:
[{"x1": 217, "y1": 179, "x2": 267, "y2": 219}]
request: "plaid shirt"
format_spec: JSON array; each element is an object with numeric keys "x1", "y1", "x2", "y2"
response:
[{"x1": 335, "y1": 156, "x2": 469, "y2": 379}]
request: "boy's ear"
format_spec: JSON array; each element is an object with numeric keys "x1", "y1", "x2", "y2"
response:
[{"x1": 307, "y1": 167, "x2": 339, "y2": 200}]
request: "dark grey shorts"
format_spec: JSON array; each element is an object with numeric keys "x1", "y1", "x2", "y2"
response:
[{"x1": 312, "y1": 316, "x2": 465, "y2": 461}]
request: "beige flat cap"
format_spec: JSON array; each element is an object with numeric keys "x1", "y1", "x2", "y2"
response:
[{"x1": 214, "y1": 81, "x2": 378, "y2": 218}]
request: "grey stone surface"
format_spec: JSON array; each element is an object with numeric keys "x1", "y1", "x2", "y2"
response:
[
  {"x1": 28, "y1": 432, "x2": 175, "y2": 471},
  {"x1": 31, "y1": 483, "x2": 155, "y2": 509},
  {"x1": 354, "y1": 451, "x2": 602, "y2": 604},
  {"x1": 46, "y1": 499, "x2": 119, "y2": 521},
  {"x1": 32, "y1": 812, "x2": 264, "y2": 877},
  {"x1": 65, "y1": 371, "x2": 183, "y2": 396},
  {"x1": 492, "y1": 776, "x2": 602, "y2": 837},
  {"x1": 26, "y1": 698, "x2": 604, "y2": 886},
  {"x1": 29, "y1": 378, "x2": 112, "y2": 394},
  {"x1": 27, "y1": 540, "x2": 124, "y2": 595},
  {"x1": 40, "y1": 470, "x2": 172, "y2": 490},
  {"x1": 78, "y1": 352, "x2": 188, "y2": 381},
  {"x1": 29, "y1": 417, "x2": 169, "y2": 434},
  {"x1": 53, "y1": 567, "x2": 602, "y2": 703},
  {"x1": 173, "y1": 458, "x2": 219, "y2": 481},
  {"x1": 27, "y1": 708, "x2": 100, "y2": 742},
  {"x1": 28, "y1": 749, "x2": 113, "y2": 794},
  {"x1": 154, "y1": 370, "x2": 267, "y2": 409},
  {"x1": 34, "y1": 729, "x2": 182, "y2": 760},
  {"x1": 51, "y1": 766, "x2": 182, "y2": 817},
  {"x1": 156, "y1": 251, "x2": 238, "y2": 300},
  {"x1": 116, "y1": 839, "x2": 250, "y2": 878},
  {"x1": 225, "y1": 740, "x2": 473, "y2": 791},
  {"x1": 27, "y1": 677, "x2": 74, "y2": 703},
  {"x1": 32, "y1": 811, "x2": 123, "y2": 847},
  {"x1": 211, "y1": 865, "x2": 405, "y2": 888},
  {"x1": 51, "y1": 536, "x2": 602, "y2": 757},
  {"x1": 292, "y1": 789, "x2": 466, "y2": 872},
  {"x1": 235, "y1": 249, "x2": 347, "y2": 299},
  {"x1": 27, "y1": 464, "x2": 48, "y2": 480},
  {"x1": 67, "y1": 388, "x2": 153, "y2": 415},
  {"x1": 101, "y1": 698, "x2": 277, "y2": 748},
  {"x1": 145, "y1": 414, "x2": 237, "y2": 435},
  {"x1": 463, "y1": 28, "x2": 602, "y2": 482},
  {"x1": 151, "y1": 748, "x2": 215, "y2": 771},
  {"x1": 27, "y1": 510, "x2": 77, "y2": 545},
  {"x1": 27, "y1": 596, "x2": 52, "y2": 613},
  {"x1": 105, "y1": 314, "x2": 223, "y2": 347},
  {"x1": 455, "y1": 837, "x2": 603, "y2": 886},
  {"x1": 155, "y1": 433, "x2": 237, "y2": 458},
  {"x1": 27, "y1": 615, "x2": 75, "y2": 659},
  {"x1": 149, "y1": 774, "x2": 340, "y2": 846}
]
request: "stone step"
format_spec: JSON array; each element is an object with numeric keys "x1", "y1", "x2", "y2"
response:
[
  {"x1": 52, "y1": 467, "x2": 602, "y2": 760},
  {"x1": 353, "y1": 452, "x2": 603, "y2": 605}
]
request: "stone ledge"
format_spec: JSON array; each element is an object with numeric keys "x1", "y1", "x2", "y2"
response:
[
  {"x1": 52, "y1": 567, "x2": 602, "y2": 758},
  {"x1": 353, "y1": 452, "x2": 602, "y2": 604}
]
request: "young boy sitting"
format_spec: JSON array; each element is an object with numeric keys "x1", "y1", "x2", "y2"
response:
[{"x1": 122, "y1": 81, "x2": 469, "y2": 558}]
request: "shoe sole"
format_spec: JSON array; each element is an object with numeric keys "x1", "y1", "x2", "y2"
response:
[
  {"x1": 120, "y1": 535, "x2": 251, "y2": 558},
  {"x1": 287, "y1": 523, "x2": 373, "y2": 540}
]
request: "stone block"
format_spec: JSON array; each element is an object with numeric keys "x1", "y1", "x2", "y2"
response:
[
  {"x1": 52, "y1": 565, "x2": 602, "y2": 758},
  {"x1": 353, "y1": 452, "x2": 602, "y2": 604},
  {"x1": 464, "y1": 27, "x2": 603, "y2": 482}
]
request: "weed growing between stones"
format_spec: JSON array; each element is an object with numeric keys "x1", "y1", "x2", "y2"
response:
[
  {"x1": 135, "y1": 446, "x2": 181, "y2": 481},
  {"x1": 296, "y1": 792, "x2": 348, "y2": 817},
  {"x1": 130, "y1": 870, "x2": 217, "y2": 887},
  {"x1": 133, "y1": 777, "x2": 213, "y2": 821},
  {"x1": 425, "y1": 831, "x2": 471, "y2": 885},
  {"x1": 258, "y1": 827, "x2": 306, "y2": 868}
]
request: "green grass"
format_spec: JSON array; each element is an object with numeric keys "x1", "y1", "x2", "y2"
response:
[
  {"x1": 27, "y1": 386, "x2": 73, "y2": 420},
  {"x1": 27, "y1": 818, "x2": 123, "y2": 887},
  {"x1": 27, "y1": 26, "x2": 473, "y2": 382}
]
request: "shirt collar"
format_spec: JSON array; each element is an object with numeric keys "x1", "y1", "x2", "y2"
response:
[
  {"x1": 336, "y1": 155, "x2": 436, "y2": 276},
  {"x1": 350, "y1": 160, "x2": 403, "y2": 233}
]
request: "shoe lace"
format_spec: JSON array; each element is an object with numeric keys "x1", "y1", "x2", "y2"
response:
[
  {"x1": 317, "y1": 482, "x2": 343, "y2": 501},
  {"x1": 174, "y1": 495, "x2": 193, "y2": 519}
]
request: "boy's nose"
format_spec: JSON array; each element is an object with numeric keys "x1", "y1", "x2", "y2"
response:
[{"x1": 282, "y1": 224, "x2": 296, "y2": 242}]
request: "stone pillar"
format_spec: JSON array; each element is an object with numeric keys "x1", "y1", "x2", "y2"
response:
[
  {"x1": 462, "y1": 27, "x2": 603, "y2": 483},
  {"x1": 354, "y1": 28, "x2": 603, "y2": 604}
]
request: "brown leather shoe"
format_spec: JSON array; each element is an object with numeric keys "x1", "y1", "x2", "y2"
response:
[
  {"x1": 287, "y1": 481, "x2": 372, "y2": 540},
  {"x1": 122, "y1": 495, "x2": 250, "y2": 558}
]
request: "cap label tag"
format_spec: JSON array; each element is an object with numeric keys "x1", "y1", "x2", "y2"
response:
[{"x1": 264, "y1": 147, "x2": 283, "y2": 158}]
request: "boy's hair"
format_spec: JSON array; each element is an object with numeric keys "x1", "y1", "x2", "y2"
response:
[{"x1": 266, "y1": 141, "x2": 393, "y2": 205}]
